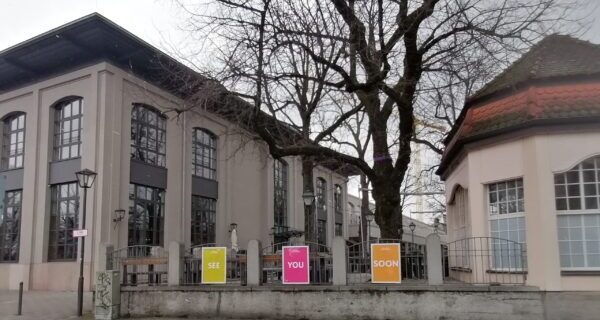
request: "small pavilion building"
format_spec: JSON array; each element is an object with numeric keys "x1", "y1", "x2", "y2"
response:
[{"x1": 438, "y1": 35, "x2": 600, "y2": 291}]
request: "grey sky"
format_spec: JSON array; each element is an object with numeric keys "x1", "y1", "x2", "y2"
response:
[{"x1": 1, "y1": 0, "x2": 600, "y2": 53}]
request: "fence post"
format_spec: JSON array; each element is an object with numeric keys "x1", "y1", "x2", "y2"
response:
[
  {"x1": 332, "y1": 236, "x2": 347, "y2": 285},
  {"x1": 247, "y1": 240, "x2": 262, "y2": 286},
  {"x1": 168, "y1": 241, "x2": 183, "y2": 286},
  {"x1": 426, "y1": 233, "x2": 443, "y2": 285}
]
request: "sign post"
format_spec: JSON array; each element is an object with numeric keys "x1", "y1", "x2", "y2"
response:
[
  {"x1": 371, "y1": 243, "x2": 401, "y2": 284},
  {"x1": 282, "y1": 246, "x2": 309, "y2": 284},
  {"x1": 201, "y1": 247, "x2": 227, "y2": 284}
]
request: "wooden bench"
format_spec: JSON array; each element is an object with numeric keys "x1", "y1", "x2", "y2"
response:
[{"x1": 121, "y1": 257, "x2": 168, "y2": 285}]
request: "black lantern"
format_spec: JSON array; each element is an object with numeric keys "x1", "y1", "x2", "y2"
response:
[
  {"x1": 302, "y1": 189, "x2": 315, "y2": 206},
  {"x1": 75, "y1": 168, "x2": 97, "y2": 189}
]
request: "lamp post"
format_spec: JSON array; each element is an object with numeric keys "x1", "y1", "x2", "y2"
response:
[
  {"x1": 302, "y1": 189, "x2": 315, "y2": 244},
  {"x1": 75, "y1": 168, "x2": 96, "y2": 317},
  {"x1": 365, "y1": 211, "x2": 374, "y2": 253},
  {"x1": 409, "y1": 221, "x2": 416, "y2": 252}
]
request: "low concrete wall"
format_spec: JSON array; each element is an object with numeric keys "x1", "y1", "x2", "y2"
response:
[{"x1": 119, "y1": 286, "x2": 600, "y2": 320}]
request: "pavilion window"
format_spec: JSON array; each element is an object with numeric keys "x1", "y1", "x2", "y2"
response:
[
  {"x1": 487, "y1": 178, "x2": 527, "y2": 270},
  {"x1": 555, "y1": 155, "x2": 600, "y2": 270}
]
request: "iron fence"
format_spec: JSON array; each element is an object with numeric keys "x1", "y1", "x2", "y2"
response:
[
  {"x1": 108, "y1": 245, "x2": 168, "y2": 286},
  {"x1": 444, "y1": 237, "x2": 527, "y2": 285},
  {"x1": 181, "y1": 243, "x2": 246, "y2": 285},
  {"x1": 261, "y1": 241, "x2": 332, "y2": 285},
  {"x1": 346, "y1": 238, "x2": 428, "y2": 284}
]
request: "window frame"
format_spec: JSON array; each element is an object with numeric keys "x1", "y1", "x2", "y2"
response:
[
  {"x1": 192, "y1": 128, "x2": 217, "y2": 180},
  {"x1": 48, "y1": 182, "x2": 79, "y2": 262},
  {"x1": 0, "y1": 189, "x2": 22, "y2": 262},
  {"x1": 130, "y1": 104, "x2": 167, "y2": 167},
  {"x1": 554, "y1": 155, "x2": 600, "y2": 271},
  {"x1": 128, "y1": 184, "x2": 165, "y2": 246},
  {"x1": 191, "y1": 195, "x2": 217, "y2": 246},
  {"x1": 53, "y1": 98, "x2": 83, "y2": 161},
  {"x1": 316, "y1": 178, "x2": 327, "y2": 247},
  {"x1": 486, "y1": 178, "x2": 527, "y2": 271},
  {"x1": 2, "y1": 113, "x2": 25, "y2": 170},
  {"x1": 273, "y1": 159, "x2": 288, "y2": 228}
]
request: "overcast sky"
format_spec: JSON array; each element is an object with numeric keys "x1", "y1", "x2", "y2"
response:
[
  {"x1": 1, "y1": 0, "x2": 599, "y2": 205},
  {"x1": 1, "y1": 0, "x2": 600, "y2": 53}
]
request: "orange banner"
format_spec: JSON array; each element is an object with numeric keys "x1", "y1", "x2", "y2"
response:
[{"x1": 371, "y1": 243, "x2": 401, "y2": 283}]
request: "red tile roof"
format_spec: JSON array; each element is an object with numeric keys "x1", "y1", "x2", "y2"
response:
[{"x1": 438, "y1": 35, "x2": 600, "y2": 178}]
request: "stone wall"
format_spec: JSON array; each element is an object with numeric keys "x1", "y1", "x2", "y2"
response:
[{"x1": 119, "y1": 286, "x2": 600, "y2": 320}]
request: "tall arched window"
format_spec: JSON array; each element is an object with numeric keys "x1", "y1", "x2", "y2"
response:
[
  {"x1": 274, "y1": 159, "x2": 288, "y2": 229},
  {"x1": 316, "y1": 178, "x2": 327, "y2": 247},
  {"x1": 192, "y1": 128, "x2": 216, "y2": 179},
  {"x1": 2, "y1": 113, "x2": 25, "y2": 169},
  {"x1": 54, "y1": 98, "x2": 83, "y2": 160},
  {"x1": 555, "y1": 155, "x2": 600, "y2": 270},
  {"x1": 334, "y1": 184, "x2": 343, "y2": 236},
  {"x1": 131, "y1": 104, "x2": 166, "y2": 167}
]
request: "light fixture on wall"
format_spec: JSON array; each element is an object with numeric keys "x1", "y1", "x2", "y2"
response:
[
  {"x1": 433, "y1": 218, "x2": 440, "y2": 233},
  {"x1": 113, "y1": 209, "x2": 126, "y2": 223},
  {"x1": 229, "y1": 222, "x2": 238, "y2": 233}
]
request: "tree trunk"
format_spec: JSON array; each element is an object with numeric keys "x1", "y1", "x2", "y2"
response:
[
  {"x1": 302, "y1": 157, "x2": 315, "y2": 243},
  {"x1": 371, "y1": 178, "x2": 403, "y2": 240}
]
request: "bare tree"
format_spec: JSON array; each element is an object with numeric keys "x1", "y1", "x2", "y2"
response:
[{"x1": 176, "y1": 0, "x2": 580, "y2": 238}]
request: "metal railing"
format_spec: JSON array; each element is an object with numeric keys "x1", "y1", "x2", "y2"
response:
[
  {"x1": 261, "y1": 241, "x2": 332, "y2": 285},
  {"x1": 346, "y1": 238, "x2": 428, "y2": 284},
  {"x1": 444, "y1": 237, "x2": 527, "y2": 285},
  {"x1": 181, "y1": 243, "x2": 247, "y2": 285},
  {"x1": 108, "y1": 245, "x2": 168, "y2": 286}
]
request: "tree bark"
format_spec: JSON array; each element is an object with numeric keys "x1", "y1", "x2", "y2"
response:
[
  {"x1": 359, "y1": 174, "x2": 369, "y2": 243},
  {"x1": 372, "y1": 176, "x2": 403, "y2": 239}
]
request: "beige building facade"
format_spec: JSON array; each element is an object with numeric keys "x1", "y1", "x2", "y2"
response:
[
  {"x1": 0, "y1": 14, "x2": 351, "y2": 291},
  {"x1": 439, "y1": 35, "x2": 600, "y2": 291}
]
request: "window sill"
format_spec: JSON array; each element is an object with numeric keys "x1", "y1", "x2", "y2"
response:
[
  {"x1": 50, "y1": 156, "x2": 82, "y2": 164},
  {"x1": 561, "y1": 270, "x2": 600, "y2": 276},
  {"x1": 449, "y1": 266, "x2": 472, "y2": 273},
  {"x1": 487, "y1": 269, "x2": 528, "y2": 275},
  {"x1": 192, "y1": 174, "x2": 216, "y2": 181},
  {"x1": 130, "y1": 158, "x2": 167, "y2": 170},
  {"x1": 0, "y1": 167, "x2": 24, "y2": 173}
]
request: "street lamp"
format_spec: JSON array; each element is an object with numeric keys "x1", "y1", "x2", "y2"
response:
[
  {"x1": 302, "y1": 189, "x2": 315, "y2": 206},
  {"x1": 409, "y1": 221, "x2": 416, "y2": 253},
  {"x1": 75, "y1": 168, "x2": 96, "y2": 317},
  {"x1": 365, "y1": 211, "x2": 374, "y2": 252}
]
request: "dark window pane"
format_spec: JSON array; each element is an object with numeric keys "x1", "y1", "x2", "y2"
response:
[
  {"x1": 48, "y1": 183, "x2": 78, "y2": 261},
  {"x1": 128, "y1": 184, "x2": 164, "y2": 246},
  {"x1": 131, "y1": 104, "x2": 166, "y2": 167}
]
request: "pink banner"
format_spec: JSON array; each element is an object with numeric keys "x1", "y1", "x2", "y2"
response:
[{"x1": 282, "y1": 246, "x2": 309, "y2": 284}]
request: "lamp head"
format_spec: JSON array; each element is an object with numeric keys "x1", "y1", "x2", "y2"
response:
[{"x1": 75, "y1": 168, "x2": 97, "y2": 188}]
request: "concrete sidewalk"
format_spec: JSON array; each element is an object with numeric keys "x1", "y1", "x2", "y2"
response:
[{"x1": 0, "y1": 290, "x2": 93, "y2": 320}]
